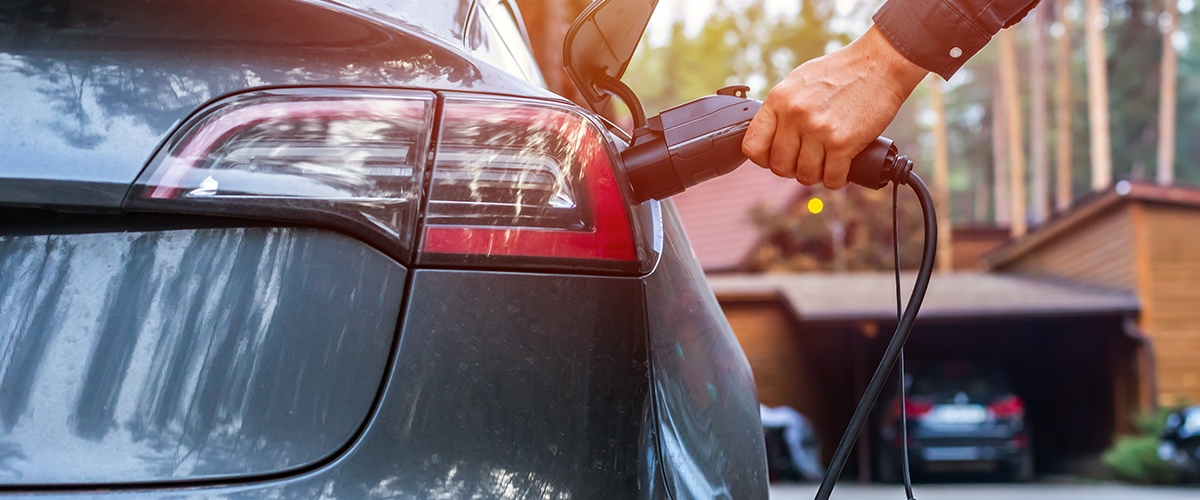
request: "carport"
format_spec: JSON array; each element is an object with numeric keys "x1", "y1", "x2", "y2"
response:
[{"x1": 710, "y1": 272, "x2": 1143, "y2": 481}]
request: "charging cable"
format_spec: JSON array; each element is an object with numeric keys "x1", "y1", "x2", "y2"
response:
[
  {"x1": 814, "y1": 145, "x2": 937, "y2": 500},
  {"x1": 894, "y1": 183, "x2": 916, "y2": 500}
]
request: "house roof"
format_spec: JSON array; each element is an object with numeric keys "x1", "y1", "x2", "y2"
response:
[
  {"x1": 670, "y1": 162, "x2": 805, "y2": 271},
  {"x1": 989, "y1": 181, "x2": 1200, "y2": 267},
  {"x1": 708, "y1": 271, "x2": 1139, "y2": 322}
]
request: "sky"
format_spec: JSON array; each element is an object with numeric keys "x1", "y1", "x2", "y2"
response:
[{"x1": 644, "y1": 0, "x2": 879, "y2": 46}]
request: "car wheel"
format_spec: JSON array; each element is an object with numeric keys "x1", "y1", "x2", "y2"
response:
[
  {"x1": 876, "y1": 446, "x2": 900, "y2": 483},
  {"x1": 1007, "y1": 449, "x2": 1034, "y2": 482}
]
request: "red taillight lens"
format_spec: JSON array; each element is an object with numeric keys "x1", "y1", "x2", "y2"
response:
[
  {"x1": 889, "y1": 399, "x2": 934, "y2": 419},
  {"x1": 126, "y1": 89, "x2": 435, "y2": 259},
  {"x1": 990, "y1": 395, "x2": 1025, "y2": 418},
  {"x1": 417, "y1": 97, "x2": 642, "y2": 273},
  {"x1": 906, "y1": 400, "x2": 934, "y2": 418},
  {"x1": 127, "y1": 89, "x2": 655, "y2": 273}
]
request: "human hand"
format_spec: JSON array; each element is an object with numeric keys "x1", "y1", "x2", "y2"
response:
[{"x1": 742, "y1": 25, "x2": 928, "y2": 189}]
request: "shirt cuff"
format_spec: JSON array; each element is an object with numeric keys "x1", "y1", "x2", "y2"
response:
[{"x1": 872, "y1": 0, "x2": 992, "y2": 80}]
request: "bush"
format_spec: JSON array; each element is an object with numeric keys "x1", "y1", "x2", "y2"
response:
[{"x1": 1102, "y1": 407, "x2": 1183, "y2": 484}]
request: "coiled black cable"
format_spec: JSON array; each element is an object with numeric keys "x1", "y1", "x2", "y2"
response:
[{"x1": 814, "y1": 170, "x2": 937, "y2": 500}]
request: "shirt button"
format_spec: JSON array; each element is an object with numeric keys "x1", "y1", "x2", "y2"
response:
[{"x1": 949, "y1": 47, "x2": 963, "y2": 58}]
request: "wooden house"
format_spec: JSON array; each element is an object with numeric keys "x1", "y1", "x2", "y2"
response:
[{"x1": 989, "y1": 181, "x2": 1200, "y2": 407}]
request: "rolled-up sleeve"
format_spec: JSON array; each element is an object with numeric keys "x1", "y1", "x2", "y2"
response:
[{"x1": 873, "y1": 0, "x2": 1041, "y2": 79}]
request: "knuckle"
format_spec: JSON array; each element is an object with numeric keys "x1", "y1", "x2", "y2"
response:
[
  {"x1": 786, "y1": 99, "x2": 809, "y2": 118},
  {"x1": 766, "y1": 86, "x2": 790, "y2": 105},
  {"x1": 814, "y1": 119, "x2": 838, "y2": 137},
  {"x1": 828, "y1": 130, "x2": 852, "y2": 148}
]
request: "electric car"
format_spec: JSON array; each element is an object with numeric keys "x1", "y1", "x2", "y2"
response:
[
  {"x1": 876, "y1": 363, "x2": 1033, "y2": 482},
  {"x1": 0, "y1": 0, "x2": 769, "y2": 498}
]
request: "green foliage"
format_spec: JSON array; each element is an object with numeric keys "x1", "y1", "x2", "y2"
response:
[
  {"x1": 746, "y1": 186, "x2": 927, "y2": 272},
  {"x1": 1103, "y1": 436, "x2": 1180, "y2": 484},
  {"x1": 1102, "y1": 406, "x2": 1183, "y2": 484},
  {"x1": 1172, "y1": 2, "x2": 1200, "y2": 185},
  {"x1": 1107, "y1": 0, "x2": 1167, "y2": 180},
  {"x1": 625, "y1": 0, "x2": 847, "y2": 115}
]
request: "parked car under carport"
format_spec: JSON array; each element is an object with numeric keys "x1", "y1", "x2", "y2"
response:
[{"x1": 709, "y1": 271, "x2": 1144, "y2": 482}]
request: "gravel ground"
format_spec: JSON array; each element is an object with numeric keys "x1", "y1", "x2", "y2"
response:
[{"x1": 770, "y1": 482, "x2": 1200, "y2": 499}]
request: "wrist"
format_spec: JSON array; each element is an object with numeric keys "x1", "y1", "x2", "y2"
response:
[{"x1": 856, "y1": 25, "x2": 928, "y2": 97}]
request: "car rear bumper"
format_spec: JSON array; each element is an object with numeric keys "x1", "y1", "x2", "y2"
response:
[
  {"x1": 912, "y1": 444, "x2": 1024, "y2": 463},
  {"x1": 907, "y1": 433, "x2": 1029, "y2": 469}
]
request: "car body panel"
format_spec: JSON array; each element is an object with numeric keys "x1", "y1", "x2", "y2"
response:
[
  {"x1": 382, "y1": 269, "x2": 660, "y2": 498},
  {"x1": 0, "y1": 207, "x2": 770, "y2": 497},
  {"x1": 645, "y1": 203, "x2": 769, "y2": 500},
  {"x1": 0, "y1": 0, "x2": 561, "y2": 208},
  {"x1": 0, "y1": 227, "x2": 404, "y2": 484},
  {"x1": 0, "y1": 268, "x2": 669, "y2": 498}
]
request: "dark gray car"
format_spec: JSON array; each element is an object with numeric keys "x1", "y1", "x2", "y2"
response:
[
  {"x1": 876, "y1": 363, "x2": 1033, "y2": 482},
  {"x1": 0, "y1": 0, "x2": 768, "y2": 498}
]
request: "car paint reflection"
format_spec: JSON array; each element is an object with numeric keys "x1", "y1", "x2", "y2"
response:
[
  {"x1": 0, "y1": 228, "x2": 403, "y2": 484},
  {"x1": 0, "y1": 214, "x2": 767, "y2": 500},
  {"x1": 643, "y1": 203, "x2": 770, "y2": 500}
]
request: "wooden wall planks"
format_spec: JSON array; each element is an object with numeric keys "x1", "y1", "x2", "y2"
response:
[
  {"x1": 997, "y1": 205, "x2": 1137, "y2": 291},
  {"x1": 1141, "y1": 203, "x2": 1200, "y2": 404}
]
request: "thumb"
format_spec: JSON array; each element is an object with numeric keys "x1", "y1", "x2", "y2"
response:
[{"x1": 742, "y1": 105, "x2": 777, "y2": 169}]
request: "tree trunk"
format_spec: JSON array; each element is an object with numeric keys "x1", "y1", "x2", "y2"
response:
[
  {"x1": 1055, "y1": 0, "x2": 1074, "y2": 210},
  {"x1": 999, "y1": 29, "x2": 1027, "y2": 237},
  {"x1": 975, "y1": 173, "x2": 990, "y2": 222},
  {"x1": 1031, "y1": 4, "x2": 1051, "y2": 225},
  {"x1": 930, "y1": 77, "x2": 955, "y2": 271},
  {"x1": 1086, "y1": 0, "x2": 1112, "y2": 190},
  {"x1": 513, "y1": 0, "x2": 581, "y2": 101},
  {"x1": 1158, "y1": 0, "x2": 1179, "y2": 185},
  {"x1": 993, "y1": 82, "x2": 1012, "y2": 227}
]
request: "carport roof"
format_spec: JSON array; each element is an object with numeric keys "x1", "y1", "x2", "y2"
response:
[{"x1": 707, "y1": 271, "x2": 1140, "y2": 321}]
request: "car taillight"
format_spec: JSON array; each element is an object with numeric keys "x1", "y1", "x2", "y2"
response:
[
  {"x1": 890, "y1": 399, "x2": 934, "y2": 419},
  {"x1": 905, "y1": 400, "x2": 934, "y2": 418},
  {"x1": 417, "y1": 96, "x2": 647, "y2": 273},
  {"x1": 990, "y1": 395, "x2": 1025, "y2": 418},
  {"x1": 907, "y1": 400, "x2": 936, "y2": 414},
  {"x1": 126, "y1": 89, "x2": 434, "y2": 259}
]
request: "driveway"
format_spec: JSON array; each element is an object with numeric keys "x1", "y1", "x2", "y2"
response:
[{"x1": 770, "y1": 483, "x2": 1200, "y2": 499}]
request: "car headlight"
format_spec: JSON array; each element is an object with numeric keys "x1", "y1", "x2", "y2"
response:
[
  {"x1": 1182, "y1": 411, "x2": 1200, "y2": 438},
  {"x1": 1159, "y1": 441, "x2": 1177, "y2": 462}
]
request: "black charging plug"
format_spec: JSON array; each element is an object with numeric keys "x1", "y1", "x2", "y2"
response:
[
  {"x1": 847, "y1": 137, "x2": 915, "y2": 189},
  {"x1": 620, "y1": 89, "x2": 915, "y2": 199}
]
